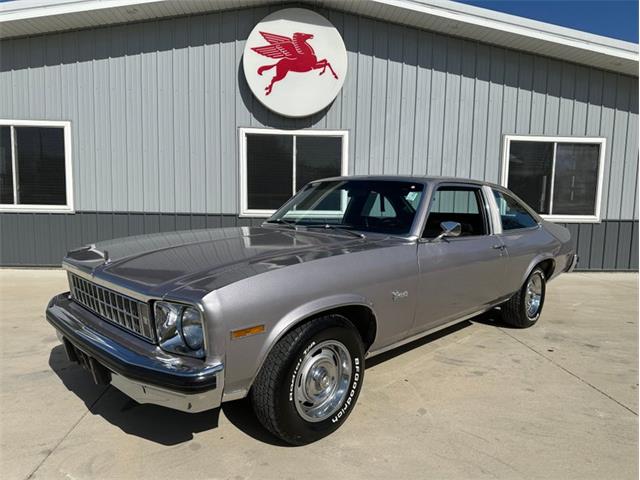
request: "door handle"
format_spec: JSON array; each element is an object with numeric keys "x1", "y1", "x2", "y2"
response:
[{"x1": 492, "y1": 244, "x2": 506, "y2": 250}]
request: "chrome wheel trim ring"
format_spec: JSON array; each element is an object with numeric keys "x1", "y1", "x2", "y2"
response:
[
  {"x1": 293, "y1": 340, "x2": 352, "y2": 423},
  {"x1": 525, "y1": 272, "x2": 544, "y2": 318}
]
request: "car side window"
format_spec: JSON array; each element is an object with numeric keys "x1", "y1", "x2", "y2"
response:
[
  {"x1": 422, "y1": 186, "x2": 487, "y2": 238},
  {"x1": 363, "y1": 192, "x2": 398, "y2": 218},
  {"x1": 492, "y1": 189, "x2": 538, "y2": 231}
]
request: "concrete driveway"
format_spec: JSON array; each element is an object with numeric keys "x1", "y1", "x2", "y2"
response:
[{"x1": 1, "y1": 269, "x2": 637, "y2": 480}]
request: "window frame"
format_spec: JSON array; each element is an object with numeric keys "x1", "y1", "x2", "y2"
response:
[
  {"x1": 501, "y1": 135, "x2": 606, "y2": 223},
  {"x1": 239, "y1": 127, "x2": 348, "y2": 217},
  {"x1": 0, "y1": 119, "x2": 74, "y2": 213},
  {"x1": 490, "y1": 186, "x2": 542, "y2": 234},
  {"x1": 421, "y1": 183, "x2": 492, "y2": 239}
]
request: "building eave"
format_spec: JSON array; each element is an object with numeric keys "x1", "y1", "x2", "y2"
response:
[{"x1": 0, "y1": 0, "x2": 637, "y2": 76}]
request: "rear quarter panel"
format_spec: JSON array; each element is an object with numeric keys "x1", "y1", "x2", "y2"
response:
[
  {"x1": 541, "y1": 220, "x2": 576, "y2": 276},
  {"x1": 498, "y1": 225, "x2": 562, "y2": 293}
]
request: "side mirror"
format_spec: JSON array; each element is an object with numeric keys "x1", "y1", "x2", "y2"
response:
[{"x1": 436, "y1": 221, "x2": 462, "y2": 241}]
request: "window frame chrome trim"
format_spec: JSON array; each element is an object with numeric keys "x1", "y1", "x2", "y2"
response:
[{"x1": 419, "y1": 181, "x2": 492, "y2": 239}]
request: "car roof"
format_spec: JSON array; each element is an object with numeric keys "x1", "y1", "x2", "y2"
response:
[{"x1": 313, "y1": 175, "x2": 504, "y2": 190}]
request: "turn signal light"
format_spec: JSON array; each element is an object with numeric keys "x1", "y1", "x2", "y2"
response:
[{"x1": 231, "y1": 325, "x2": 265, "y2": 339}]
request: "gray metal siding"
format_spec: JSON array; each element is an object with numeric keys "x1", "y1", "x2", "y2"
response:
[
  {"x1": 0, "y1": 6, "x2": 637, "y2": 218},
  {"x1": 0, "y1": 5, "x2": 638, "y2": 268},
  {"x1": 0, "y1": 211, "x2": 635, "y2": 270}
]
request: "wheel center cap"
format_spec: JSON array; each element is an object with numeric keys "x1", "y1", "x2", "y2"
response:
[{"x1": 311, "y1": 367, "x2": 332, "y2": 391}]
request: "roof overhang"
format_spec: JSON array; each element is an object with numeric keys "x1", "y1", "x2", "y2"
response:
[{"x1": 0, "y1": 0, "x2": 637, "y2": 76}]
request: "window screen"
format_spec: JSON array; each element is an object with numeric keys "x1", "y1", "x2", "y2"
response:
[
  {"x1": 508, "y1": 141, "x2": 553, "y2": 214},
  {"x1": 244, "y1": 131, "x2": 344, "y2": 213},
  {"x1": 296, "y1": 136, "x2": 341, "y2": 189},
  {"x1": 246, "y1": 134, "x2": 293, "y2": 210},
  {"x1": 506, "y1": 138, "x2": 602, "y2": 218},
  {"x1": 1, "y1": 124, "x2": 70, "y2": 209},
  {"x1": 553, "y1": 143, "x2": 600, "y2": 215},
  {"x1": 15, "y1": 127, "x2": 66, "y2": 205},
  {"x1": 0, "y1": 127, "x2": 12, "y2": 204}
]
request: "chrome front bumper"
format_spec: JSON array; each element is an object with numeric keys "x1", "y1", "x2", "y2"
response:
[{"x1": 47, "y1": 293, "x2": 223, "y2": 413}]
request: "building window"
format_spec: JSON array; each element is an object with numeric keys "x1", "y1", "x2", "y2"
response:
[
  {"x1": 0, "y1": 120, "x2": 73, "y2": 213},
  {"x1": 501, "y1": 135, "x2": 606, "y2": 223},
  {"x1": 240, "y1": 128, "x2": 348, "y2": 216}
]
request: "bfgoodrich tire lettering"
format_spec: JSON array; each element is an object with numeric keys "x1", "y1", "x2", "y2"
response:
[{"x1": 251, "y1": 315, "x2": 365, "y2": 445}]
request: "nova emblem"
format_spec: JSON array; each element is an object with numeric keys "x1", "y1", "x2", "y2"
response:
[
  {"x1": 251, "y1": 31, "x2": 339, "y2": 95},
  {"x1": 392, "y1": 290, "x2": 409, "y2": 302}
]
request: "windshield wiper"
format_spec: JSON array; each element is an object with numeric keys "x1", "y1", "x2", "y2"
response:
[
  {"x1": 264, "y1": 218, "x2": 297, "y2": 229},
  {"x1": 303, "y1": 224, "x2": 366, "y2": 239}
]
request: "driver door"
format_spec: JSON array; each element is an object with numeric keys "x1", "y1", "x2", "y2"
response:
[{"x1": 413, "y1": 185, "x2": 508, "y2": 334}]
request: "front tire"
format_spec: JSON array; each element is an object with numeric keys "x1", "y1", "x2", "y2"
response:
[
  {"x1": 250, "y1": 315, "x2": 365, "y2": 445},
  {"x1": 502, "y1": 267, "x2": 546, "y2": 328}
]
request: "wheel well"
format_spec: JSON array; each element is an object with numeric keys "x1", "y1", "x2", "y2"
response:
[
  {"x1": 536, "y1": 259, "x2": 555, "y2": 279},
  {"x1": 309, "y1": 305, "x2": 377, "y2": 351}
]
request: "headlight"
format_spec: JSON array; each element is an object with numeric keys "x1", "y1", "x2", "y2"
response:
[
  {"x1": 180, "y1": 306, "x2": 204, "y2": 351},
  {"x1": 154, "y1": 301, "x2": 205, "y2": 358},
  {"x1": 154, "y1": 302, "x2": 181, "y2": 342}
]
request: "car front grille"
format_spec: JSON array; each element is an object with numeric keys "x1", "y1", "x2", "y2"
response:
[{"x1": 68, "y1": 273, "x2": 155, "y2": 341}]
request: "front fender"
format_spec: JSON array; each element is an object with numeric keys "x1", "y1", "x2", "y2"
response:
[{"x1": 222, "y1": 293, "x2": 376, "y2": 401}]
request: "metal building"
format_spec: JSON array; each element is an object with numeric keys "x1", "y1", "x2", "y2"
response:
[{"x1": 0, "y1": 0, "x2": 638, "y2": 269}]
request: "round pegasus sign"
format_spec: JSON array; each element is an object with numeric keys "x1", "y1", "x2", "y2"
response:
[{"x1": 243, "y1": 8, "x2": 348, "y2": 117}]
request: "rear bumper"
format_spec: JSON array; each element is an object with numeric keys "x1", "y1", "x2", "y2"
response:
[
  {"x1": 566, "y1": 253, "x2": 579, "y2": 273},
  {"x1": 46, "y1": 293, "x2": 223, "y2": 413}
]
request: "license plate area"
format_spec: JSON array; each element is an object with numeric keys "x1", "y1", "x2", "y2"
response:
[{"x1": 62, "y1": 337, "x2": 112, "y2": 385}]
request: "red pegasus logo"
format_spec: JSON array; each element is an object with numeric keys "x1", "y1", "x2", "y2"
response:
[{"x1": 251, "y1": 31, "x2": 339, "y2": 95}]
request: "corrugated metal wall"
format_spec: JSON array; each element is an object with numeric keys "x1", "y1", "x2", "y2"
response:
[
  {"x1": 0, "y1": 212, "x2": 635, "y2": 270},
  {"x1": 0, "y1": 4, "x2": 638, "y2": 267}
]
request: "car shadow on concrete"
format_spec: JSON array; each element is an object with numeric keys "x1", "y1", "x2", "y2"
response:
[
  {"x1": 48, "y1": 345, "x2": 221, "y2": 446},
  {"x1": 221, "y1": 398, "x2": 292, "y2": 447},
  {"x1": 365, "y1": 308, "x2": 505, "y2": 368},
  {"x1": 48, "y1": 344, "x2": 289, "y2": 446},
  {"x1": 47, "y1": 309, "x2": 504, "y2": 447},
  {"x1": 469, "y1": 307, "x2": 523, "y2": 329}
]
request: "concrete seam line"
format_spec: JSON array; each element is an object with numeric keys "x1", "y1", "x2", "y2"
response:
[
  {"x1": 25, "y1": 386, "x2": 112, "y2": 480},
  {"x1": 497, "y1": 327, "x2": 638, "y2": 417}
]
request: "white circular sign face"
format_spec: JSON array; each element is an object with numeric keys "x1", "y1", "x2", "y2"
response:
[{"x1": 243, "y1": 8, "x2": 348, "y2": 118}]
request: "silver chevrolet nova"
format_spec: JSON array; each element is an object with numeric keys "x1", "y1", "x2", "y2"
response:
[{"x1": 46, "y1": 176, "x2": 577, "y2": 444}]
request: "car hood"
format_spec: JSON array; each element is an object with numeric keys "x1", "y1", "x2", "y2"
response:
[{"x1": 63, "y1": 226, "x2": 396, "y2": 298}]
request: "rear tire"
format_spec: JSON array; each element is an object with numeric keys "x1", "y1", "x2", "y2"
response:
[
  {"x1": 501, "y1": 267, "x2": 546, "y2": 328},
  {"x1": 250, "y1": 315, "x2": 365, "y2": 445}
]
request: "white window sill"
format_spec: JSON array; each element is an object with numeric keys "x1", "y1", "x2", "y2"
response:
[
  {"x1": 239, "y1": 210, "x2": 275, "y2": 218},
  {"x1": 0, "y1": 205, "x2": 75, "y2": 214},
  {"x1": 541, "y1": 215, "x2": 601, "y2": 223}
]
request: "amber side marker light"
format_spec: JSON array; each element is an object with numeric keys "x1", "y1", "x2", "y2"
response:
[{"x1": 231, "y1": 325, "x2": 266, "y2": 339}]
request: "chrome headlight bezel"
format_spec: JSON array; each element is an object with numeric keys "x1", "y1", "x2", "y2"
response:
[{"x1": 153, "y1": 301, "x2": 206, "y2": 359}]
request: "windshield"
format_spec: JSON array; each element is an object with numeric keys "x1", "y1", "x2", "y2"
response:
[{"x1": 268, "y1": 180, "x2": 425, "y2": 235}]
